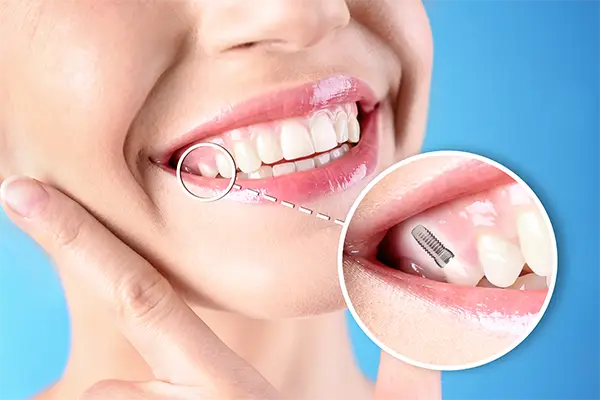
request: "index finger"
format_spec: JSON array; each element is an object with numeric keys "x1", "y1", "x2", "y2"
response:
[{"x1": 0, "y1": 176, "x2": 267, "y2": 388}]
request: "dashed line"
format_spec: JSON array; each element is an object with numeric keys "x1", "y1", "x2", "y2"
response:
[
  {"x1": 234, "y1": 183, "x2": 344, "y2": 226},
  {"x1": 316, "y1": 213, "x2": 331, "y2": 221},
  {"x1": 298, "y1": 206, "x2": 313, "y2": 215},
  {"x1": 280, "y1": 200, "x2": 295, "y2": 209}
]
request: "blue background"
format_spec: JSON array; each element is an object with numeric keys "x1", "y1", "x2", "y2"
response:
[{"x1": 1, "y1": 1, "x2": 599, "y2": 399}]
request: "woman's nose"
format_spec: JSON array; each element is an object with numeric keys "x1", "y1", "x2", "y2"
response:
[{"x1": 197, "y1": 0, "x2": 350, "y2": 55}]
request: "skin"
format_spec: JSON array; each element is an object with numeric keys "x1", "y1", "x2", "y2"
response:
[{"x1": 0, "y1": 0, "x2": 438, "y2": 398}]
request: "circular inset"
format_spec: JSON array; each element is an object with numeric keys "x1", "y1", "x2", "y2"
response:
[
  {"x1": 338, "y1": 151, "x2": 557, "y2": 370},
  {"x1": 176, "y1": 142, "x2": 237, "y2": 202}
]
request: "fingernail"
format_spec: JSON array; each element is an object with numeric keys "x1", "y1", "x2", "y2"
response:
[{"x1": 0, "y1": 177, "x2": 49, "y2": 218}]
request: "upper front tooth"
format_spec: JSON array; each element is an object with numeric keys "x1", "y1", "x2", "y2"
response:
[
  {"x1": 233, "y1": 140, "x2": 261, "y2": 173},
  {"x1": 254, "y1": 128, "x2": 283, "y2": 164},
  {"x1": 516, "y1": 209, "x2": 553, "y2": 277},
  {"x1": 310, "y1": 114, "x2": 337, "y2": 152},
  {"x1": 443, "y1": 258, "x2": 484, "y2": 286},
  {"x1": 348, "y1": 114, "x2": 360, "y2": 143},
  {"x1": 280, "y1": 121, "x2": 315, "y2": 160},
  {"x1": 216, "y1": 154, "x2": 233, "y2": 178},
  {"x1": 477, "y1": 234, "x2": 525, "y2": 288}
]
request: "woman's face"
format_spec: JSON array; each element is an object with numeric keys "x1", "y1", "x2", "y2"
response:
[{"x1": 0, "y1": 0, "x2": 432, "y2": 318}]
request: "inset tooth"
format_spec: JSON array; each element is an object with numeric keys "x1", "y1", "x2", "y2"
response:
[
  {"x1": 443, "y1": 258, "x2": 484, "y2": 286},
  {"x1": 314, "y1": 152, "x2": 331, "y2": 167},
  {"x1": 334, "y1": 113, "x2": 349, "y2": 143},
  {"x1": 233, "y1": 140, "x2": 261, "y2": 173},
  {"x1": 280, "y1": 121, "x2": 315, "y2": 160},
  {"x1": 348, "y1": 114, "x2": 360, "y2": 143},
  {"x1": 294, "y1": 158, "x2": 316, "y2": 172},
  {"x1": 216, "y1": 154, "x2": 234, "y2": 178},
  {"x1": 198, "y1": 162, "x2": 218, "y2": 178},
  {"x1": 254, "y1": 128, "x2": 283, "y2": 164},
  {"x1": 272, "y1": 162, "x2": 296, "y2": 176},
  {"x1": 509, "y1": 273, "x2": 548, "y2": 290},
  {"x1": 477, "y1": 234, "x2": 525, "y2": 288},
  {"x1": 310, "y1": 114, "x2": 338, "y2": 153},
  {"x1": 237, "y1": 171, "x2": 249, "y2": 180},
  {"x1": 517, "y1": 210, "x2": 553, "y2": 277},
  {"x1": 248, "y1": 165, "x2": 273, "y2": 179},
  {"x1": 340, "y1": 143, "x2": 350, "y2": 153}
]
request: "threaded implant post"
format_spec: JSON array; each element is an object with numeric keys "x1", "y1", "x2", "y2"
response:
[{"x1": 411, "y1": 225, "x2": 455, "y2": 268}]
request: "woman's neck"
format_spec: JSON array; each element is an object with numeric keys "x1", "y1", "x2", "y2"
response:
[{"x1": 40, "y1": 273, "x2": 372, "y2": 400}]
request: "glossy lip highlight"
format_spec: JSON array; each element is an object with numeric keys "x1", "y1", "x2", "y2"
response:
[
  {"x1": 342, "y1": 154, "x2": 553, "y2": 323},
  {"x1": 152, "y1": 75, "x2": 381, "y2": 204}
]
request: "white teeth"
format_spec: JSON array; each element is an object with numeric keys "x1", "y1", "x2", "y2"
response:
[
  {"x1": 272, "y1": 162, "x2": 296, "y2": 176},
  {"x1": 517, "y1": 210, "x2": 553, "y2": 277},
  {"x1": 314, "y1": 152, "x2": 331, "y2": 167},
  {"x1": 280, "y1": 121, "x2": 315, "y2": 160},
  {"x1": 254, "y1": 128, "x2": 283, "y2": 164},
  {"x1": 215, "y1": 154, "x2": 234, "y2": 178},
  {"x1": 198, "y1": 162, "x2": 218, "y2": 178},
  {"x1": 233, "y1": 140, "x2": 261, "y2": 173},
  {"x1": 509, "y1": 273, "x2": 548, "y2": 290},
  {"x1": 248, "y1": 165, "x2": 273, "y2": 179},
  {"x1": 334, "y1": 113, "x2": 349, "y2": 144},
  {"x1": 477, "y1": 234, "x2": 525, "y2": 288},
  {"x1": 330, "y1": 143, "x2": 349, "y2": 160},
  {"x1": 294, "y1": 158, "x2": 316, "y2": 172},
  {"x1": 348, "y1": 114, "x2": 360, "y2": 143},
  {"x1": 310, "y1": 114, "x2": 338, "y2": 153},
  {"x1": 443, "y1": 258, "x2": 484, "y2": 287}
]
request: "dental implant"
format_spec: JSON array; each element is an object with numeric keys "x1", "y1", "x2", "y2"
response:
[{"x1": 411, "y1": 225, "x2": 455, "y2": 268}]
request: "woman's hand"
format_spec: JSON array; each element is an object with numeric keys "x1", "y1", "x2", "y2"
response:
[
  {"x1": 1, "y1": 177, "x2": 279, "y2": 399},
  {"x1": 0, "y1": 176, "x2": 441, "y2": 400}
]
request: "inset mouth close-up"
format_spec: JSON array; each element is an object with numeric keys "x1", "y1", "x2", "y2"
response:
[{"x1": 340, "y1": 152, "x2": 557, "y2": 368}]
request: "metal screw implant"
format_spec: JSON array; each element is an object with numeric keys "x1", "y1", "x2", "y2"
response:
[{"x1": 411, "y1": 224, "x2": 455, "y2": 268}]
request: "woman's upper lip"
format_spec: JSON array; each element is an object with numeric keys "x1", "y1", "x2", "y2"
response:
[
  {"x1": 151, "y1": 75, "x2": 378, "y2": 164},
  {"x1": 345, "y1": 154, "x2": 515, "y2": 252}
]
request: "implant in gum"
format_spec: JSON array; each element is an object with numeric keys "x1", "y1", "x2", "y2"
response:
[{"x1": 411, "y1": 224, "x2": 483, "y2": 287}]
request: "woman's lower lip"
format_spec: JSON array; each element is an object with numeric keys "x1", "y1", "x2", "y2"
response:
[
  {"x1": 351, "y1": 255, "x2": 547, "y2": 334},
  {"x1": 161, "y1": 109, "x2": 379, "y2": 204}
]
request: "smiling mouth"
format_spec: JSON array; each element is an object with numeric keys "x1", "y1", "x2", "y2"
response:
[
  {"x1": 153, "y1": 76, "x2": 381, "y2": 203},
  {"x1": 344, "y1": 156, "x2": 556, "y2": 324},
  {"x1": 169, "y1": 102, "x2": 363, "y2": 180}
]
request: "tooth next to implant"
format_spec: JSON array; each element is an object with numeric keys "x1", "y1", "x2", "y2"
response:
[
  {"x1": 517, "y1": 210, "x2": 553, "y2": 277},
  {"x1": 477, "y1": 234, "x2": 525, "y2": 288}
]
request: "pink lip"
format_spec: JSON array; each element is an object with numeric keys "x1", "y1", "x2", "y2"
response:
[
  {"x1": 153, "y1": 75, "x2": 381, "y2": 204},
  {"x1": 345, "y1": 157, "x2": 548, "y2": 322}
]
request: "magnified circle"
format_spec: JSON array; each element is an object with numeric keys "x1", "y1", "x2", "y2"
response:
[
  {"x1": 337, "y1": 150, "x2": 557, "y2": 370},
  {"x1": 176, "y1": 142, "x2": 237, "y2": 202}
]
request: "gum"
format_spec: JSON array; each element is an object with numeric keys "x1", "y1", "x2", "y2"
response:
[{"x1": 380, "y1": 182, "x2": 536, "y2": 284}]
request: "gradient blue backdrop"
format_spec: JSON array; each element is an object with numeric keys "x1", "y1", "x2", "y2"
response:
[{"x1": 1, "y1": 1, "x2": 599, "y2": 399}]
